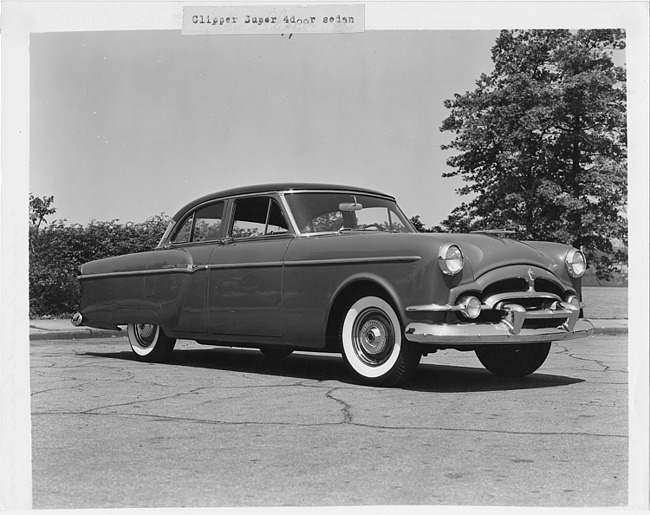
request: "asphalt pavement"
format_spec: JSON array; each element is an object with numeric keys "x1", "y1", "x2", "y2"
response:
[{"x1": 30, "y1": 333, "x2": 629, "y2": 508}]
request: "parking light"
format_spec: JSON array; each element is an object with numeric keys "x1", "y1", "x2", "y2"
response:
[{"x1": 458, "y1": 296, "x2": 481, "y2": 319}]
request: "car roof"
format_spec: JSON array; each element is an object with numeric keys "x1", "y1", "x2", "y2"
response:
[{"x1": 172, "y1": 183, "x2": 395, "y2": 221}]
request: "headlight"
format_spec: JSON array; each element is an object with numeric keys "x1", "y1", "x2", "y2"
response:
[
  {"x1": 565, "y1": 249, "x2": 587, "y2": 278},
  {"x1": 438, "y1": 243, "x2": 464, "y2": 276}
]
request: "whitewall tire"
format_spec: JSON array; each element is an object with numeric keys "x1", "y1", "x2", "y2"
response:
[
  {"x1": 127, "y1": 323, "x2": 176, "y2": 362},
  {"x1": 340, "y1": 296, "x2": 420, "y2": 386}
]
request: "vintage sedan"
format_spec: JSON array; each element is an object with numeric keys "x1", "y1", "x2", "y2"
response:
[{"x1": 73, "y1": 183, "x2": 594, "y2": 386}]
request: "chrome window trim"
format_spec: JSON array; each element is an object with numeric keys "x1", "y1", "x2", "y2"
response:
[
  {"x1": 278, "y1": 192, "x2": 301, "y2": 235},
  {"x1": 279, "y1": 188, "x2": 394, "y2": 200}
]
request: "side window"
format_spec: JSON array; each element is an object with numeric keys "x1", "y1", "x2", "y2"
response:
[
  {"x1": 231, "y1": 197, "x2": 289, "y2": 239},
  {"x1": 171, "y1": 215, "x2": 193, "y2": 244},
  {"x1": 193, "y1": 202, "x2": 224, "y2": 242},
  {"x1": 170, "y1": 201, "x2": 224, "y2": 244}
]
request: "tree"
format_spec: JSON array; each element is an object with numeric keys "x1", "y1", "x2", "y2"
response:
[
  {"x1": 409, "y1": 215, "x2": 439, "y2": 233},
  {"x1": 29, "y1": 193, "x2": 56, "y2": 231},
  {"x1": 440, "y1": 29, "x2": 627, "y2": 280}
]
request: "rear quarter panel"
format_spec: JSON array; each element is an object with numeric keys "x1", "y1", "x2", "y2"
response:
[{"x1": 79, "y1": 249, "x2": 194, "y2": 329}]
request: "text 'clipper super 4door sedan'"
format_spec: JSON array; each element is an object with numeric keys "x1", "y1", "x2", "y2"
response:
[{"x1": 72, "y1": 183, "x2": 594, "y2": 386}]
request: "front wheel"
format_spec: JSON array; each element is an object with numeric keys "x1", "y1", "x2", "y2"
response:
[
  {"x1": 127, "y1": 323, "x2": 176, "y2": 362},
  {"x1": 475, "y1": 342, "x2": 551, "y2": 377},
  {"x1": 340, "y1": 295, "x2": 420, "y2": 386}
]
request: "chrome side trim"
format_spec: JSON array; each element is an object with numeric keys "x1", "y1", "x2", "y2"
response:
[
  {"x1": 207, "y1": 261, "x2": 283, "y2": 270},
  {"x1": 285, "y1": 256, "x2": 421, "y2": 267},
  {"x1": 78, "y1": 267, "x2": 197, "y2": 280},
  {"x1": 79, "y1": 255, "x2": 420, "y2": 280}
]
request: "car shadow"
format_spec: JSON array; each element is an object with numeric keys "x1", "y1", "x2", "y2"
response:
[
  {"x1": 408, "y1": 362, "x2": 584, "y2": 392},
  {"x1": 86, "y1": 347, "x2": 584, "y2": 393}
]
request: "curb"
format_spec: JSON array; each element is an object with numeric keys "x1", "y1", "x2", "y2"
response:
[
  {"x1": 591, "y1": 326, "x2": 628, "y2": 336},
  {"x1": 29, "y1": 328, "x2": 124, "y2": 341}
]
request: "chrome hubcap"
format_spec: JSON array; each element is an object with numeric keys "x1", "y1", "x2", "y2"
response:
[
  {"x1": 360, "y1": 321, "x2": 388, "y2": 355},
  {"x1": 352, "y1": 308, "x2": 394, "y2": 366},
  {"x1": 135, "y1": 324, "x2": 156, "y2": 347}
]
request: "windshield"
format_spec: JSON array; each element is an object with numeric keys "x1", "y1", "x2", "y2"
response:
[{"x1": 284, "y1": 192, "x2": 415, "y2": 235}]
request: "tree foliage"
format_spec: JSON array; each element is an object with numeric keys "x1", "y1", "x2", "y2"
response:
[
  {"x1": 29, "y1": 194, "x2": 170, "y2": 316},
  {"x1": 439, "y1": 29, "x2": 627, "y2": 280},
  {"x1": 409, "y1": 215, "x2": 439, "y2": 233},
  {"x1": 29, "y1": 193, "x2": 56, "y2": 231}
]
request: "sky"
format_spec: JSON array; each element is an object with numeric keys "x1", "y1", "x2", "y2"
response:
[{"x1": 29, "y1": 29, "x2": 499, "y2": 228}]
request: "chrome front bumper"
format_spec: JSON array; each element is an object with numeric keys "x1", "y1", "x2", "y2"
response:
[
  {"x1": 405, "y1": 319, "x2": 594, "y2": 345},
  {"x1": 404, "y1": 301, "x2": 594, "y2": 345}
]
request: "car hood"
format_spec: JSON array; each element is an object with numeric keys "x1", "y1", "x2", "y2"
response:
[{"x1": 426, "y1": 233, "x2": 561, "y2": 280}]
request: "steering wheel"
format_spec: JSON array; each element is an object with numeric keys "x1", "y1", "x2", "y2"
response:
[{"x1": 358, "y1": 223, "x2": 383, "y2": 231}]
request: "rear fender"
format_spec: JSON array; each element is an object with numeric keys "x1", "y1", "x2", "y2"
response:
[{"x1": 78, "y1": 249, "x2": 194, "y2": 330}]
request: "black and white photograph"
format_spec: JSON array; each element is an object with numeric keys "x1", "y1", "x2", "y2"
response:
[{"x1": 1, "y1": 0, "x2": 648, "y2": 512}]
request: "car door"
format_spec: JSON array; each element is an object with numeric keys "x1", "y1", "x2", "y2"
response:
[
  {"x1": 164, "y1": 200, "x2": 226, "y2": 333},
  {"x1": 207, "y1": 195, "x2": 293, "y2": 338}
]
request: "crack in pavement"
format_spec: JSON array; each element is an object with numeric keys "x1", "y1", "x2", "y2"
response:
[
  {"x1": 554, "y1": 344, "x2": 627, "y2": 374},
  {"x1": 70, "y1": 379, "x2": 348, "y2": 415},
  {"x1": 326, "y1": 387, "x2": 353, "y2": 423},
  {"x1": 76, "y1": 385, "x2": 217, "y2": 414},
  {"x1": 30, "y1": 409, "x2": 627, "y2": 439},
  {"x1": 31, "y1": 382, "x2": 628, "y2": 439}
]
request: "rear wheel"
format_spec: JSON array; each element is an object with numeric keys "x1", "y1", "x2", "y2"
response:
[
  {"x1": 340, "y1": 295, "x2": 420, "y2": 386},
  {"x1": 127, "y1": 323, "x2": 176, "y2": 362},
  {"x1": 475, "y1": 343, "x2": 551, "y2": 377}
]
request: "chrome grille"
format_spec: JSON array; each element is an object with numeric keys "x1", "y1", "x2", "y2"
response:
[
  {"x1": 534, "y1": 278, "x2": 564, "y2": 297},
  {"x1": 482, "y1": 278, "x2": 528, "y2": 297}
]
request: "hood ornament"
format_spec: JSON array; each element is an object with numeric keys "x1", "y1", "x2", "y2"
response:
[{"x1": 527, "y1": 268, "x2": 536, "y2": 291}]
